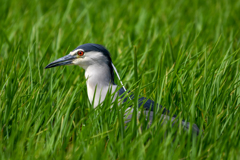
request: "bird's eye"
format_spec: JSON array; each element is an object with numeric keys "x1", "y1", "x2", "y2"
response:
[{"x1": 77, "y1": 51, "x2": 84, "y2": 56}]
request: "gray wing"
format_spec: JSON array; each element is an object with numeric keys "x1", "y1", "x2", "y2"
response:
[
  {"x1": 118, "y1": 87, "x2": 200, "y2": 136},
  {"x1": 118, "y1": 87, "x2": 172, "y2": 115}
]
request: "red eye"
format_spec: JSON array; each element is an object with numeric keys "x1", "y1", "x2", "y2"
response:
[{"x1": 78, "y1": 51, "x2": 84, "y2": 56}]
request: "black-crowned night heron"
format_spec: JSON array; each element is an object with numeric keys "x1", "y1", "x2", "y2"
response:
[{"x1": 45, "y1": 43, "x2": 200, "y2": 135}]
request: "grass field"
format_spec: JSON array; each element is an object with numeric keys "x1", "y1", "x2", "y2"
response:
[{"x1": 1, "y1": 0, "x2": 240, "y2": 159}]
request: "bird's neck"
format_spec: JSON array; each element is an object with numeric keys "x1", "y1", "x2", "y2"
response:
[{"x1": 84, "y1": 63, "x2": 117, "y2": 107}]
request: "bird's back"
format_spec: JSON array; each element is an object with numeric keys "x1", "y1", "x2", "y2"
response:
[
  {"x1": 118, "y1": 87, "x2": 200, "y2": 135},
  {"x1": 118, "y1": 87, "x2": 172, "y2": 116}
]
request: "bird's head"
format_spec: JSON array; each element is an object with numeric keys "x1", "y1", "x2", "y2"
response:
[{"x1": 45, "y1": 43, "x2": 115, "y2": 82}]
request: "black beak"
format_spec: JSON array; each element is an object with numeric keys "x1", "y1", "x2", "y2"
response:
[{"x1": 45, "y1": 54, "x2": 76, "y2": 69}]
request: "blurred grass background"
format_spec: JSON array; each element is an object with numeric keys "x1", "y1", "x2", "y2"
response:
[{"x1": 0, "y1": 0, "x2": 240, "y2": 159}]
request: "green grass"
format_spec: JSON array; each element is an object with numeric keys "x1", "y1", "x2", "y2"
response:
[{"x1": 1, "y1": 0, "x2": 240, "y2": 159}]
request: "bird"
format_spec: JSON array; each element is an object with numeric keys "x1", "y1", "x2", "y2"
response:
[{"x1": 45, "y1": 43, "x2": 200, "y2": 135}]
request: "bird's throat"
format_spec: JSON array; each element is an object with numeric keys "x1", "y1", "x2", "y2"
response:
[{"x1": 84, "y1": 64, "x2": 117, "y2": 107}]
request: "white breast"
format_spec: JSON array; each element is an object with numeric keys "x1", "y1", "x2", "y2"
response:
[
  {"x1": 86, "y1": 82, "x2": 117, "y2": 108},
  {"x1": 84, "y1": 63, "x2": 117, "y2": 108}
]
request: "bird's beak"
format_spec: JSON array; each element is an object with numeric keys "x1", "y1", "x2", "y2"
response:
[{"x1": 45, "y1": 54, "x2": 76, "y2": 69}]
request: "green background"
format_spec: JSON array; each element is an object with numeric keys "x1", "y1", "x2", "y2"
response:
[{"x1": 0, "y1": 0, "x2": 240, "y2": 159}]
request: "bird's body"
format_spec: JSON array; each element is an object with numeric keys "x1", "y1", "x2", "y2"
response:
[
  {"x1": 84, "y1": 60, "x2": 117, "y2": 107},
  {"x1": 45, "y1": 43, "x2": 200, "y2": 135}
]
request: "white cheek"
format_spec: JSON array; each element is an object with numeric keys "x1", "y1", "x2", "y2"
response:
[
  {"x1": 72, "y1": 57, "x2": 93, "y2": 69},
  {"x1": 72, "y1": 58, "x2": 82, "y2": 65}
]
